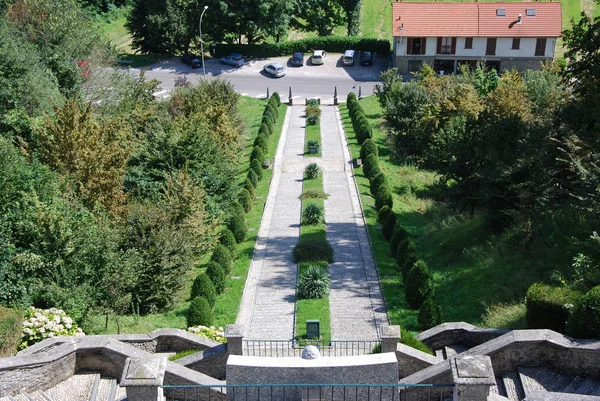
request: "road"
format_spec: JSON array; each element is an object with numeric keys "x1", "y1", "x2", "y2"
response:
[{"x1": 132, "y1": 54, "x2": 389, "y2": 101}]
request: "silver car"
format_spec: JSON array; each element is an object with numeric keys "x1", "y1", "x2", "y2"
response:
[
  {"x1": 263, "y1": 63, "x2": 287, "y2": 77},
  {"x1": 312, "y1": 50, "x2": 326, "y2": 65}
]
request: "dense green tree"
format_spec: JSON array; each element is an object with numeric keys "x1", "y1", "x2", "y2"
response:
[{"x1": 295, "y1": 0, "x2": 345, "y2": 36}]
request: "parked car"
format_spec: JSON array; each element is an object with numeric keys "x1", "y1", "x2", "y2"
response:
[
  {"x1": 181, "y1": 53, "x2": 202, "y2": 68},
  {"x1": 263, "y1": 63, "x2": 287, "y2": 78},
  {"x1": 221, "y1": 53, "x2": 245, "y2": 67},
  {"x1": 360, "y1": 51, "x2": 373, "y2": 66},
  {"x1": 291, "y1": 52, "x2": 304, "y2": 67},
  {"x1": 342, "y1": 50, "x2": 357, "y2": 66},
  {"x1": 311, "y1": 50, "x2": 326, "y2": 65}
]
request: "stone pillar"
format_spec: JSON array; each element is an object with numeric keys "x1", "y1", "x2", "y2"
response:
[
  {"x1": 120, "y1": 355, "x2": 167, "y2": 401},
  {"x1": 226, "y1": 324, "x2": 244, "y2": 356},
  {"x1": 450, "y1": 355, "x2": 495, "y2": 401},
  {"x1": 380, "y1": 325, "x2": 401, "y2": 354}
]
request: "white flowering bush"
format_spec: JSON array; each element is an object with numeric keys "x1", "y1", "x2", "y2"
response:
[
  {"x1": 187, "y1": 325, "x2": 226, "y2": 343},
  {"x1": 19, "y1": 307, "x2": 84, "y2": 350}
]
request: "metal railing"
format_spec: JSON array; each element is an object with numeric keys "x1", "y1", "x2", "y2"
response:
[
  {"x1": 162, "y1": 383, "x2": 455, "y2": 401},
  {"x1": 242, "y1": 339, "x2": 381, "y2": 357}
]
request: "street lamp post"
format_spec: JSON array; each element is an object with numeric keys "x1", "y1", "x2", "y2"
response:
[{"x1": 199, "y1": 5, "x2": 208, "y2": 79}]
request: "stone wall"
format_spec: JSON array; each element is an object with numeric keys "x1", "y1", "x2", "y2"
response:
[
  {"x1": 175, "y1": 343, "x2": 228, "y2": 380},
  {"x1": 418, "y1": 322, "x2": 509, "y2": 350},
  {"x1": 395, "y1": 342, "x2": 440, "y2": 379}
]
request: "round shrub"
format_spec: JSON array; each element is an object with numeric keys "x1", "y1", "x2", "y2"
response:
[
  {"x1": 250, "y1": 159, "x2": 263, "y2": 181},
  {"x1": 568, "y1": 286, "x2": 600, "y2": 338},
  {"x1": 18, "y1": 307, "x2": 84, "y2": 350},
  {"x1": 358, "y1": 123, "x2": 373, "y2": 144},
  {"x1": 370, "y1": 172, "x2": 388, "y2": 196},
  {"x1": 263, "y1": 110, "x2": 275, "y2": 126},
  {"x1": 259, "y1": 122, "x2": 272, "y2": 137},
  {"x1": 403, "y1": 253, "x2": 418, "y2": 281},
  {"x1": 347, "y1": 92, "x2": 357, "y2": 104},
  {"x1": 526, "y1": 283, "x2": 579, "y2": 333},
  {"x1": 187, "y1": 296, "x2": 213, "y2": 327},
  {"x1": 230, "y1": 202, "x2": 246, "y2": 221},
  {"x1": 271, "y1": 92, "x2": 281, "y2": 106},
  {"x1": 210, "y1": 244, "x2": 233, "y2": 274},
  {"x1": 396, "y1": 239, "x2": 417, "y2": 277},
  {"x1": 390, "y1": 227, "x2": 409, "y2": 256},
  {"x1": 219, "y1": 227, "x2": 237, "y2": 255},
  {"x1": 375, "y1": 184, "x2": 393, "y2": 210},
  {"x1": 293, "y1": 239, "x2": 334, "y2": 263},
  {"x1": 191, "y1": 273, "x2": 217, "y2": 307},
  {"x1": 298, "y1": 265, "x2": 330, "y2": 299},
  {"x1": 360, "y1": 139, "x2": 378, "y2": 161},
  {"x1": 306, "y1": 104, "x2": 321, "y2": 118},
  {"x1": 368, "y1": 165, "x2": 381, "y2": 182},
  {"x1": 244, "y1": 178, "x2": 255, "y2": 199},
  {"x1": 250, "y1": 146, "x2": 264, "y2": 164},
  {"x1": 303, "y1": 203, "x2": 323, "y2": 225},
  {"x1": 261, "y1": 117, "x2": 273, "y2": 133},
  {"x1": 418, "y1": 297, "x2": 442, "y2": 330},
  {"x1": 363, "y1": 153, "x2": 379, "y2": 179},
  {"x1": 206, "y1": 262, "x2": 226, "y2": 294},
  {"x1": 307, "y1": 140, "x2": 321, "y2": 154},
  {"x1": 264, "y1": 105, "x2": 276, "y2": 122},
  {"x1": 247, "y1": 169, "x2": 258, "y2": 187},
  {"x1": 238, "y1": 188, "x2": 253, "y2": 213},
  {"x1": 254, "y1": 133, "x2": 268, "y2": 153},
  {"x1": 307, "y1": 114, "x2": 320, "y2": 125},
  {"x1": 405, "y1": 260, "x2": 434, "y2": 309},
  {"x1": 378, "y1": 205, "x2": 392, "y2": 224},
  {"x1": 382, "y1": 212, "x2": 398, "y2": 240},
  {"x1": 267, "y1": 101, "x2": 279, "y2": 119},
  {"x1": 228, "y1": 214, "x2": 247, "y2": 243},
  {"x1": 305, "y1": 163, "x2": 320, "y2": 180},
  {"x1": 307, "y1": 98, "x2": 319, "y2": 106}
]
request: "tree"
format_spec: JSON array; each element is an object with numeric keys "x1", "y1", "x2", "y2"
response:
[
  {"x1": 338, "y1": 0, "x2": 360, "y2": 35},
  {"x1": 296, "y1": 0, "x2": 346, "y2": 36}
]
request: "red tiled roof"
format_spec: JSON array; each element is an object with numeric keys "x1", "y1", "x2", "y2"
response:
[{"x1": 392, "y1": 2, "x2": 562, "y2": 38}]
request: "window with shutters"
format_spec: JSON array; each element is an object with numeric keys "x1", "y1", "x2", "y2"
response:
[
  {"x1": 464, "y1": 37, "x2": 473, "y2": 49},
  {"x1": 535, "y1": 38, "x2": 546, "y2": 56},
  {"x1": 486, "y1": 38, "x2": 497, "y2": 56},
  {"x1": 437, "y1": 37, "x2": 456, "y2": 54},
  {"x1": 407, "y1": 38, "x2": 426, "y2": 55},
  {"x1": 512, "y1": 38, "x2": 520, "y2": 50}
]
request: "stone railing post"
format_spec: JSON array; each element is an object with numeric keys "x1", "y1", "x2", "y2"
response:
[
  {"x1": 450, "y1": 355, "x2": 495, "y2": 401},
  {"x1": 121, "y1": 355, "x2": 167, "y2": 401},
  {"x1": 381, "y1": 325, "x2": 401, "y2": 354},
  {"x1": 226, "y1": 324, "x2": 244, "y2": 356}
]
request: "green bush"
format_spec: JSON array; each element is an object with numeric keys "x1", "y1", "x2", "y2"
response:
[
  {"x1": 357, "y1": 123, "x2": 372, "y2": 144},
  {"x1": 260, "y1": 122, "x2": 272, "y2": 137},
  {"x1": 206, "y1": 262, "x2": 226, "y2": 294},
  {"x1": 218, "y1": 227, "x2": 237, "y2": 255},
  {"x1": 370, "y1": 172, "x2": 388, "y2": 196},
  {"x1": 418, "y1": 297, "x2": 443, "y2": 330},
  {"x1": 307, "y1": 140, "x2": 321, "y2": 153},
  {"x1": 271, "y1": 92, "x2": 281, "y2": 106},
  {"x1": 228, "y1": 213, "x2": 247, "y2": 243},
  {"x1": 307, "y1": 114, "x2": 320, "y2": 125},
  {"x1": 307, "y1": 99, "x2": 319, "y2": 106},
  {"x1": 244, "y1": 178, "x2": 255, "y2": 199},
  {"x1": 231, "y1": 202, "x2": 246, "y2": 221},
  {"x1": 368, "y1": 165, "x2": 381, "y2": 182},
  {"x1": 400, "y1": 327, "x2": 433, "y2": 354},
  {"x1": 526, "y1": 283, "x2": 579, "y2": 333},
  {"x1": 378, "y1": 205, "x2": 392, "y2": 224},
  {"x1": 405, "y1": 260, "x2": 435, "y2": 309},
  {"x1": 211, "y1": 244, "x2": 233, "y2": 274},
  {"x1": 347, "y1": 91, "x2": 357, "y2": 104},
  {"x1": 190, "y1": 273, "x2": 217, "y2": 307},
  {"x1": 262, "y1": 115, "x2": 274, "y2": 130},
  {"x1": 250, "y1": 159, "x2": 263, "y2": 181},
  {"x1": 352, "y1": 111, "x2": 367, "y2": 133},
  {"x1": 0, "y1": 307, "x2": 22, "y2": 357},
  {"x1": 266, "y1": 103, "x2": 278, "y2": 121},
  {"x1": 375, "y1": 184, "x2": 393, "y2": 210},
  {"x1": 382, "y1": 212, "x2": 398, "y2": 240},
  {"x1": 247, "y1": 168, "x2": 258, "y2": 187},
  {"x1": 363, "y1": 153, "x2": 379, "y2": 180},
  {"x1": 299, "y1": 189, "x2": 329, "y2": 200},
  {"x1": 250, "y1": 146, "x2": 264, "y2": 164},
  {"x1": 293, "y1": 239, "x2": 334, "y2": 263},
  {"x1": 396, "y1": 239, "x2": 417, "y2": 277},
  {"x1": 306, "y1": 104, "x2": 321, "y2": 117},
  {"x1": 298, "y1": 265, "x2": 330, "y2": 299},
  {"x1": 305, "y1": 163, "x2": 320, "y2": 179},
  {"x1": 303, "y1": 203, "x2": 323, "y2": 225},
  {"x1": 403, "y1": 254, "x2": 418, "y2": 281},
  {"x1": 239, "y1": 188, "x2": 253, "y2": 213},
  {"x1": 360, "y1": 139, "x2": 378, "y2": 161},
  {"x1": 254, "y1": 133, "x2": 268, "y2": 153},
  {"x1": 187, "y1": 296, "x2": 213, "y2": 327},
  {"x1": 568, "y1": 286, "x2": 600, "y2": 339},
  {"x1": 390, "y1": 227, "x2": 409, "y2": 256}
]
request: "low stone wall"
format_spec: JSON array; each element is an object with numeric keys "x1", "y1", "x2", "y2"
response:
[
  {"x1": 395, "y1": 342, "x2": 440, "y2": 379},
  {"x1": 418, "y1": 322, "x2": 509, "y2": 351},
  {"x1": 175, "y1": 343, "x2": 228, "y2": 380}
]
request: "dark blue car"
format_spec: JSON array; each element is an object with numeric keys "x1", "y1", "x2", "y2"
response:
[{"x1": 291, "y1": 52, "x2": 304, "y2": 67}]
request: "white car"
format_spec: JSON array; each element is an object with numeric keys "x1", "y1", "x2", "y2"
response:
[
  {"x1": 263, "y1": 63, "x2": 287, "y2": 78},
  {"x1": 312, "y1": 50, "x2": 326, "y2": 65}
]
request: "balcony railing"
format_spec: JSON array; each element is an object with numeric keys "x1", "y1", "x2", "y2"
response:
[{"x1": 242, "y1": 339, "x2": 382, "y2": 357}]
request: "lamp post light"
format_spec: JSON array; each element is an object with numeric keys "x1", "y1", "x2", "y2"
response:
[{"x1": 199, "y1": 5, "x2": 208, "y2": 79}]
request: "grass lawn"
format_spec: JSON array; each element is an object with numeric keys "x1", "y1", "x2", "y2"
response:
[
  {"x1": 360, "y1": 0, "x2": 392, "y2": 40},
  {"x1": 305, "y1": 122, "x2": 322, "y2": 157}
]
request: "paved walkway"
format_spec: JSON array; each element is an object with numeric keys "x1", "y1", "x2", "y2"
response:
[{"x1": 236, "y1": 104, "x2": 388, "y2": 341}]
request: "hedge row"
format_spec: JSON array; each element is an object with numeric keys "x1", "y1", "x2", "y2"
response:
[
  {"x1": 189, "y1": 93, "x2": 282, "y2": 328},
  {"x1": 347, "y1": 92, "x2": 372, "y2": 145},
  {"x1": 214, "y1": 37, "x2": 391, "y2": 58}
]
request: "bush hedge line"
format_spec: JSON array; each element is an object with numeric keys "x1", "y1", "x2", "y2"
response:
[
  {"x1": 525, "y1": 283, "x2": 579, "y2": 333},
  {"x1": 214, "y1": 37, "x2": 391, "y2": 58}
]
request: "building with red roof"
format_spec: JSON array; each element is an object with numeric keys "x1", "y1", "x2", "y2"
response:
[{"x1": 392, "y1": 1, "x2": 562, "y2": 74}]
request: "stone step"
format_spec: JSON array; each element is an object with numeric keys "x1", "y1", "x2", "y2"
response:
[
  {"x1": 574, "y1": 377, "x2": 598, "y2": 395},
  {"x1": 502, "y1": 371, "x2": 525, "y2": 401},
  {"x1": 562, "y1": 376, "x2": 584, "y2": 393},
  {"x1": 44, "y1": 373, "x2": 99, "y2": 401}
]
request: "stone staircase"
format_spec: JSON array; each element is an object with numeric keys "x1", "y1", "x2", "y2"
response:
[{"x1": 0, "y1": 373, "x2": 127, "y2": 401}]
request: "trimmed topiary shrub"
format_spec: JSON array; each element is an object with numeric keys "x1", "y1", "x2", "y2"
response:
[
  {"x1": 206, "y1": 262, "x2": 226, "y2": 294},
  {"x1": 271, "y1": 92, "x2": 281, "y2": 106},
  {"x1": 418, "y1": 297, "x2": 443, "y2": 330},
  {"x1": 266, "y1": 102, "x2": 279, "y2": 120},
  {"x1": 370, "y1": 172, "x2": 388, "y2": 196},
  {"x1": 191, "y1": 274, "x2": 217, "y2": 307},
  {"x1": 306, "y1": 104, "x2": 321, "y2": 118},
  {"x1": 306, "y1": 114, "x2": 320, "y2": 125},
  {"x1": 390, "y1": 227, "x2": 409, "y2": 256},
  {"x1": 219, "y1": 227, "x2": 237, "y2": 255},
  {"x1": 250, "y1": 146, "x2": 264, "y2": 164},
  {"x1": 303, "y1": 203, "x2": 323, "y2": 225},
  {"x1": 293, "y1": 239, "x2": 334, "y2": 263},
  {"x1": 0, "y1": 307, "x2": 22, "y2": 357},
  {"x1": 262, "y1": 116, "x2": 274, "y2": 132},
  {"x1": 382, "y1": 212, "x2": 398, "y2": 240},
  {"x1": 403, "y1": 253, "x2": 418, "y2": 281},
  {"x1": 357, "y1": 123, "x2": 372, "y2": 144},
  {"x1": 228, "y1": 214, "x2": 247, "y2": 243},
  {"x1": 304, "y1": 163, "x2": 320, "y2": 179},
  {"x1": 368, "y1": 165, "x2": 381, "y2": 182},
  {"x1": 244, "y1": 178, "x2": 255, "y2": 199},
  {"x1": 187, "y1": 296, "x2": 213, "y2": 327},
  {"x1": 405, "y1": 260, "x2": 435, "y2": 309},
  {"x1": 264, "y1": 104, "x2": 276, "y2": 122},
  {"x1": 526, "y1": 283, "x2": 579, "y2": 333},
  {"x1": 254, "y1": 133, "x2": 268, "y2": 153},
  {"x1": 298, "y1": 265, "x2": 330, "y2": 299},
  {"x1": 568, "y1": 286, "x2": 600, "y2": 339},
  {"x1": 378, "y1": 205, "x2": 392, "y2": 224},
  {"x1": 352, "y1": 112, "x2": 367, "y2": 134},
  {"x1": 260, "y1": 122, "x2": 272, "y2": 137},
  {"x1": 211, "y1": 244, "x2": 233, "y2": 274},
  {"x1": 239, "y1": 188, "x2": 253, "y2": 213},
  {"x1": 363, "y1": 153, "x2": 379, "y2": 180},
  {"x1": 250, "y1": 159, "x2": 263, "y2": 181},
  {"x1": 347, "y1": 91, "x2": 357, "y2": 104},
  {"x1": 396, "y1": 239, "x2": 417, "y2": 277},
  {"x1": 247, "y1": 168, "x2": 258, "y2": 187},
  {"x1": 360, "y1": 139, "x2": 378, "y2": 161},
  {"x1": 375, "y1": 185, "x2": 393, "y2": 210},
  {"x1": 230, "y1": 202, "x2": 246, "y2": 221}
]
